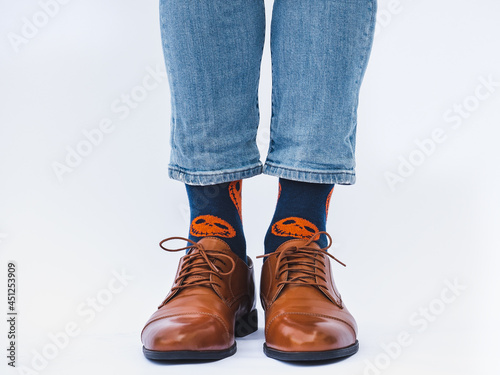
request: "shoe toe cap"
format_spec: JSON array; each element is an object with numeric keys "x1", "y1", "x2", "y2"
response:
[
  {"x1": 142, "y1": 313, "x2": 231, "y2": 351},
  {"x1": 265, "y1": 312, "x2": 356, "y2": 352}
]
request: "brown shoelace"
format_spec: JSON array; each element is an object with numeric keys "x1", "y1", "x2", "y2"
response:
[
  {"x1": 256, "y1": 231, "x2": 345, "y2": 287},
  {"x1": 158, "y1": 236, "x2": 236, "y2": 294}
]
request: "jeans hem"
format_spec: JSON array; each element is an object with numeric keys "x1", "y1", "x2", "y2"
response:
[
  {"x1": 263, "y1": 162, "x2": 356, "y2": 185},
  {"x1": 168, "y1": 163, "x2": 263, "y2": 185}
]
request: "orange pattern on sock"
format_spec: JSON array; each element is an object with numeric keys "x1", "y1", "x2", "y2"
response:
[
  {"x1": 190, "y1": 215, "x2": 236, "y2": 238},
  {"x1": 271, "y1": 217, "x2": 319, "y2": 239},
  {"x1": 228, "y1": 180, "x2": 242, "y2": 220},
  {"x1": 325, "y1": 186, "x2": 334, "y2": 220}
]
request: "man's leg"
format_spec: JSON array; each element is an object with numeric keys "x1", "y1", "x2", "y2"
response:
[
  {"x1": 260, "y1": 0, "x2": 377, "y2": 361},
  {"x1": 141, "y1": 1, "x2": 265, "y2": 361},
  {"x1": 159, "y1": 0, "x2": 266, "y2": 261},
  {"x1": 264, "y1": 0, "x2": 376, "y2": 184},
  {"x1": 160, "y1": 0, "x2": 265, "y2": 185}
]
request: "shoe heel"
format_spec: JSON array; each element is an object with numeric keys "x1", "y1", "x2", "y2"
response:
[{"x1": 235, "y1": 308, "x2": 258, "y2": 337}]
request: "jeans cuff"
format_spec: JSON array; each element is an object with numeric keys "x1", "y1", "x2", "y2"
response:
[
  {"x1": 263, "y1": 162, "x2": 356, "y2": 185},
  {"x1": 168, "y1": 163, "x2": 263, "y2": 185}
]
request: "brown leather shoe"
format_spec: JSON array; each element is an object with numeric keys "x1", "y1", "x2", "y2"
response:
[
  {"x1": 258, "y1": 231, "x2": 358, "y2": 361},
  {"x1": 141, "y1": 236, "x2": 257, "y2": 360}
]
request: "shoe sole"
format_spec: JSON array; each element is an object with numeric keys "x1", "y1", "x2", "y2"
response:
[
  {"x1": 143, "y1": 308, "x2": 258, "y2": 361},
  {"x1": 143, "y1": 342, "x2": 237, "y2": 361},
  {"x1": 263, "y1": 340, "x2": 359, "y2": 361}
]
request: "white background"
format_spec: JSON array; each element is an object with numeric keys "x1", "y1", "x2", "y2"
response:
[{"x1": 1, "y1": 0, "x2": 500, "y2": 374}]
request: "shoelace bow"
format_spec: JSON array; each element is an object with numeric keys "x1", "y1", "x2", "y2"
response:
[
  {"x1": 256, "y1": 231, "x2": 346, "y2": 287},
  {"x1": 159, "y1": 236, "x2": 236, "y2": 292}
]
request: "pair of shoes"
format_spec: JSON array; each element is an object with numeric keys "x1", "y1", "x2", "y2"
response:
[{"x1": 141, "y1": 231, "x2": 358, "y2": 361}]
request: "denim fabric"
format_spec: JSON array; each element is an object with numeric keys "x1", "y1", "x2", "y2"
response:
[{"x1": 159, "y1": 0, "x2": 377, "y2": 185}]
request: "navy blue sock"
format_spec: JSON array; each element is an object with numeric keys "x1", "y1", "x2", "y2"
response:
[
  {"x1": 264, "y1": 178, "x2": 334, "y2": 254},
  {"x1": 185, "y1": 180, "x2": 247, "y2": 264}
]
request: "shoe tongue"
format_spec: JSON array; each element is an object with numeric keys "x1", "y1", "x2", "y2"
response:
[
  {"x1": 196, "y1": 237, "x2": 232, "y2": 253},
  {"x1": 181, "y1": 237, "x2": 232, "y2": 286},
  {"x1": 278, "y1": 239, "x2": 322, "y2": 283}
]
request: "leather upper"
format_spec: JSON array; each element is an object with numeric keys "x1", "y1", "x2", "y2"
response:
[
  {"x1": 141, "y1": 237, "x2": 255, "y2": 352},
  {"x1": 260, "y1": 238, "x2": 358, "y2": 352}
]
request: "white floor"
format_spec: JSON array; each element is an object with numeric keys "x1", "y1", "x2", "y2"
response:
[{"x1": 1, "y1": 1, "x2": 500, "y2": 374}]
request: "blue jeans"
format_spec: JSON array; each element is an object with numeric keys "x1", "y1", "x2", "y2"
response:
[{"x1": 160, "y1": 0, "x2": 377, "y2": 185}]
